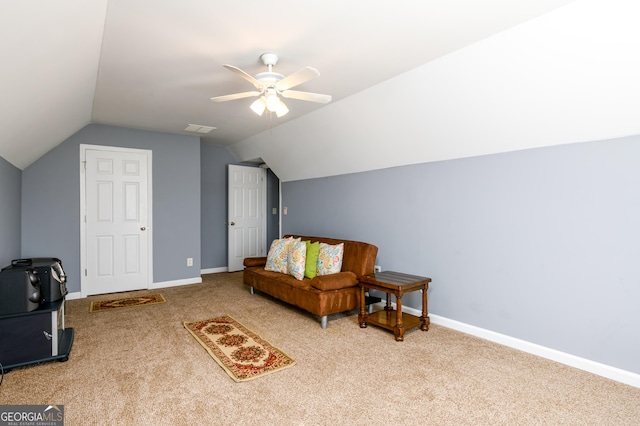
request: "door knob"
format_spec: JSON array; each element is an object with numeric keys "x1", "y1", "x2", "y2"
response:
[
  {"x1": 140, "y1": 227, "x2": 146, "y2": 231},
  {"x1": 230, "y1": 222, "x2": 235, "y2": 226}
]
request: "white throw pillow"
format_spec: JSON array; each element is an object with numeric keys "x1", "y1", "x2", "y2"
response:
[
  {"x1": 316, "y1": 242, "x2": 344, "y2": 275},
  {"x1": 287, "y1": 240, "x2": 307, "y2": 280},
  {"x1": 265, "y1": 237, "x2": 292, "y2": 274}
]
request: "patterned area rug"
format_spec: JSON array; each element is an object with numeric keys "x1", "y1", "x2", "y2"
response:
[
  {"x1": 90, "y1": 294, "x2": 166, "y2": 312},
  {"x1": 183, "y1": 315, "x2": 296, "y2": 382}
]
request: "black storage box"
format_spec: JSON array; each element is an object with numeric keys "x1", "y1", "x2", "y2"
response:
[
  {"x1": 0, "y1": 266, "x2": 41, "y2": 315},
  {"x1": 10, "y1": 258, "x2": 68, "y2": 303},
  {"x1": 0, "y1": 298, "x2": 74, "y2": 370}
]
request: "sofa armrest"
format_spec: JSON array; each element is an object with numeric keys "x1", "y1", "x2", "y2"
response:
[
  {"x1": 310, "y1": 271, "x2": 358, "y2": 291},
  {"x1": 244, "y1": 257, "x2": 267, "y2": 268}
]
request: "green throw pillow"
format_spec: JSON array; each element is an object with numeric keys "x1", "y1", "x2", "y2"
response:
[{"x1": 305, "y1": 240, "x2": 320, "y2": 279}]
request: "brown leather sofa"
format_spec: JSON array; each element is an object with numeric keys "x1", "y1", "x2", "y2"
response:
[{"x1": 243, "y1": 235, "x2": 378, "y2": 329}]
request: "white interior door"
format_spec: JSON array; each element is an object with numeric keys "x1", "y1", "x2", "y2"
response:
[
  {"x1": 82, "y1": 146, "x2": 152, "y2": 295},
  {"x1": 228, "y1": 165, "x2": 266, "y2": 272}
]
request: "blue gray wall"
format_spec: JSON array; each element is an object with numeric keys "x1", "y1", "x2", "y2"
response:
[
  {"x1": 21, "y1": 124, "x2": 201, "y2": 293},
  {"x1": 0, "y1": 155, "x2": 21, "y2": 266},
  {"x1": 282, "y1": 135, "x2": 640, "y2": 375},
  {"x1": 200, "y1": 152, "x2": 281, "y2": 270},
  {"x1": 200, "y1": 144, "x2": 235, "y2": 269},
  {"x1": 266, "y1": 168, "x2": 280, "y2": 244}
]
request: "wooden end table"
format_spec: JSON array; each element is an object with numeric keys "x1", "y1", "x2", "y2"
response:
[{"x1": 358, "y1": 271, "x2": 431, "y2": 341}]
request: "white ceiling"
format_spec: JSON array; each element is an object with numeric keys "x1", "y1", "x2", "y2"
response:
[
  {"x1": 231, "y1": 0, "x2": 640, "y2": 181},
  {"x1": 1, "y1": 0, "x2": 578, "y2": 170}
]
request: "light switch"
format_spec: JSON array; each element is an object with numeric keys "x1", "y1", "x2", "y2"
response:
[
  {"x1": 283, "y1": 207, "x2": 288, "y2": 215},
  {"x1": 272, "y1": 207, "x2": 277, "y2": 215}
]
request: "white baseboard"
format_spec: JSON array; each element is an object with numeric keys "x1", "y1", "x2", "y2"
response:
[
  {"x1": 68, "y1": 277, "x2": 204, "y2": 300},
  {"x1": 375, "y1": 303, "x2": 640, "y2": 389},
  {"x1": 66, "y1": 292, "x2": 83, "y2": 300},
  {"x1": 201, "y1": 267, "x2": 228, "y2": 274},
  {"x1": 150, "y1": 276, "x2": 202, "y2": 289}
]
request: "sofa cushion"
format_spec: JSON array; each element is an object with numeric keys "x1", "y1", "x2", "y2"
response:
[
  {"x1": 310, "y1": 271, "x2": 358, "y2": 291},
  {"x1": 304, "y1": 241, "x2": 320, "y2": 279},
  {"x1": 317, "y1": 242, "x2": 344, "y2": 276},
  {"x1": 287, "y1": 240, "x2": 307, "y2": 280}
]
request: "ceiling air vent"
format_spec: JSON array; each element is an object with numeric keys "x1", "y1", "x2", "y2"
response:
[{"x1": 184, "y1": 124, "x2": 216, "y2": 133}]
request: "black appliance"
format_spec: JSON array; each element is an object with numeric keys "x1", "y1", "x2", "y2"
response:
[
  {"x1": 0, "y1": 257, "x2": 73, "y2": 371},
  {"x1": 10, "y1": 258, "x2": 68, "y2": 303},
  {"x1": 0, "y1": 266, "x2": 41, "y2": 315}
]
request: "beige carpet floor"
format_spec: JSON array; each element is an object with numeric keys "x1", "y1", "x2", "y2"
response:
[{"x1": 2, "y1": 272, "x2": 639, "y2": 425}]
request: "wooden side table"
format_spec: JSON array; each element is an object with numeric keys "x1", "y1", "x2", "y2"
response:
[{"x1": 358, "y1": 271, "x2": 431, "y2": 341}]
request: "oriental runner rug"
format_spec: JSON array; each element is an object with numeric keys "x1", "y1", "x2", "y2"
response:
[
  {"x1": 89, "y1": 294, "x2": 166, "y2": 312},
  {"x1": 183, "y1": 315, "x2": 296, "y2": 382}
]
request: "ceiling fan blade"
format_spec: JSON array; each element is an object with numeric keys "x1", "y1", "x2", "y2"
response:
[
  {"x1": 210, "y1": 91, "x2": 261, "y2": 102},
  {"x1": 281, "y1": 90, "x2": 332, "y2": 104},
  {"x1": 277, "y1": 67, "x2": 320, "y2": 91},
  {"x1": 223, "y1": 64, "x2": 263, "y2": 89}
]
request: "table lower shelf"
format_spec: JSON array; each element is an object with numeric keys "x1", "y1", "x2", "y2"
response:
[{"x1": 364, "y1": 309, "x2": 423, "y2": 332}]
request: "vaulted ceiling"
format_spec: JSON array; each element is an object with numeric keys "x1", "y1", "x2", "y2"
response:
[
  {"x1": 2, "y1": 0, "x2": 579, "y2": 170},
  {"x1": 231, "y1": 0, "x2": 640, "y2": 181}
]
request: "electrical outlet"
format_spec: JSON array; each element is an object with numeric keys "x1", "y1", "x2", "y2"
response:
[
  {"x1": 187, "y1": 258, "x2": 193, "y2": 267},
  {"x1": 374, "y1": 265, "x2": 382, "y2": 273}
]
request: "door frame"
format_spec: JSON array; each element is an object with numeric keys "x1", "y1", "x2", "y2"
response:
[
  {"x1": 227, "y1": 164, "x2": 267, "y2": 272},
  {"x1": 79, "y1": 144, "x2": 153, "y2": 297}
]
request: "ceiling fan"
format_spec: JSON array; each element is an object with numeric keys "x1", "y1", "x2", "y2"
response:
[{"x1": 210, "y1": 53, "x2": 332, "y2": 117}]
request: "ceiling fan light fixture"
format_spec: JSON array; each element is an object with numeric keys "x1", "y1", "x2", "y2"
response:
[
  {"x1": 214, "y1": 53, "x2": 330, "y2": 119},
  {"x1": 250, "y1": 97, "x2": 266, "y2": 116},
  {"x1": 265, "y1": 90, "x2": 280, "y2": 112},
  {"x1": 275, "y1": 99, "x2": 289, "y2": 117}
]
